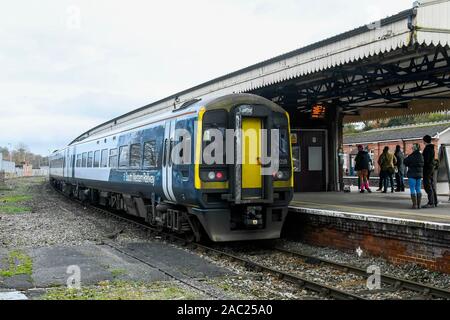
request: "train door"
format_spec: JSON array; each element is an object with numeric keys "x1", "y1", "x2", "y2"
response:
[
  {"x1": 241, "y1": 117, "x2": 263, "y2": 200},
  {"x1": 71, "y1": 147, "x2": 76, "y2": 179},
  {"x1": 292, "y1": 129, "x2": 328, "y2": 192},
  {"x1": 162, "y1": 119, "x2": 177, "y2": 202},
  {"x1": 64, "y1": 148, "x2": 70, "y2": 178}
]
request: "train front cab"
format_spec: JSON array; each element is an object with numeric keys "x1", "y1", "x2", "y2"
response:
[{"x1": 191, "y1": 102, "x2": 294, "y2": 242}]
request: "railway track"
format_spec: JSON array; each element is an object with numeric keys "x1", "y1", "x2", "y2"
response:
[
  {"x1": 52, "y1": 186, "x2": 362, "y2": 300},
  {"x1": 271, "y1": 246, "x2": 450, "y2": 300},
  {"x1": 52, "y1": 185, "x2": 450, "y2": 300}
]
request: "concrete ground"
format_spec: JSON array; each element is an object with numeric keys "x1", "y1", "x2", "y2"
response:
[
  {"x1": 0, "y1": 243, "x2": 230, "y2": 290},
  {"x1": 0, "y1": 177, "x2": 233, "y2": 300},
  {"x1": 291, "y1": 188, "x2": 450, "y2": 227}
]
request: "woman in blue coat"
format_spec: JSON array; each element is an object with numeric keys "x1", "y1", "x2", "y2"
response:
[{"x1": 404, "y1": 144, "x2": 424, "y2": 209}]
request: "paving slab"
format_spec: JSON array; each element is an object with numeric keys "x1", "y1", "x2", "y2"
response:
[
  {"x1": 0, "y1": 291, "x2": 28, "y2": 300},
  {"x1": 0, "y1": 242, "x2": 232, "y2": 292},
  {"x1": 121, "y1": 242, "x2": 232, "y2": 279}
]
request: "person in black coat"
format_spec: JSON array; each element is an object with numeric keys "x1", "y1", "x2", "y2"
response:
[
  {"x1": 422, "y1": 135, "x2": 438, "y2": 208},
  {"x1": 404, "y1": 144, "x2": 424, "y2": 209},
  {"x1": 394, "y1": 145, "x2": 405, "y2": 192},
  {"x1": 354, "y1": 145, "x2": 372, "y2": 193}
]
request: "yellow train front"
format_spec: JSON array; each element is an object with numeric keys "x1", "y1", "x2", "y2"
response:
[
  {"x1": 191, "y1": 94, "x2": 294, "y2": 241},
  {"x1": 49, "y1": 93, "x2": 293, "y2": 242}
]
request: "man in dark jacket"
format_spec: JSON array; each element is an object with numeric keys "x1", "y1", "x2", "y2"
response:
[
  {"x1": 422, "y1": 135, "x2": 438, "y2": 208},
  {"x1": 394, "y1": 145, "x2": 405, "y2": 192},
  {"x1": 354, "y1": 145, "x2": 372, "y2": 193}
]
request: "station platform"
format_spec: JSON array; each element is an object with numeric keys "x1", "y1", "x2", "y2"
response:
[
  {"x1": 290, "y1": 189, "x2": 450, "y2": 231},
  {"x1": 286, "y1": 189, "x2": 450, "y2": 273}
]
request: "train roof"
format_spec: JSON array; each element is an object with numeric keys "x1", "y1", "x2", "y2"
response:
[{"x1": 68, "y1": 93, "x2": 283, "y2": 146}]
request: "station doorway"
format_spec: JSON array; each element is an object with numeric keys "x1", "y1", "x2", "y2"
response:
[{"x1": 291, "y1": 129, "x2": 328, "y2": 193}]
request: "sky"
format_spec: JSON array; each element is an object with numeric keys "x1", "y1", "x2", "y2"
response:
[{"x1": 0, "y1": 0, "x2": 413, "y2": 155}]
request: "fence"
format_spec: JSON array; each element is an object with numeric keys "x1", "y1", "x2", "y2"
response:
[{"x1": 14, "y1": 167, "x2": 49, "y2": 177}]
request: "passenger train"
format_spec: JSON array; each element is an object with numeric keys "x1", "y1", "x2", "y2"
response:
[{"x1": 49, "y1": 94, "x2": 293, "y2": 242}]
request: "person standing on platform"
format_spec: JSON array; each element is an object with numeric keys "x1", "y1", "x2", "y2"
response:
[
  {"x1": 422, "y1": 135, "x2": 438, "y2": 208},
  {"x1": 404, "y1": 144, "x2": 424, "y2": 209},
  {"x1": 378, "y1": 146, "x2": 397, "y2": 193},
  {"x1": 354, "y1": 145, "x2": 372, "y2": 193},
  {"x1": 394, "y1": 145, "x2": 405, "y2": 192}
]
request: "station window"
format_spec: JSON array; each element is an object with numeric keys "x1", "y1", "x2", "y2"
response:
[
  {"x1": 101, "y1": 149, "x2": 108, "y2": 168},
  {"x1": 119, "y1": 146, "x2": 129, "y2": 167},
  {"x1": 130, "y1": 144, "x2": 141, "y2": 168},
  {"x1": 143, "y1": 141, "x2": 158, "y2": 168},
  {"x1": 94, "y1": 150, "x2": 100, "y2": 168},
  {"x1": 82, "y1": 153, "x2": 88, "y2": 167},
  {"x1": 109, "y1": 149, "x2": 118, "y2": 168}
]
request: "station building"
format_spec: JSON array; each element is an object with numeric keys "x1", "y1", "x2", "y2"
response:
[
  {"x1": 67, "y1": 0, "x2": 450, "y2": 272},
  {"x1": 74, "y1": 0, "x2": 450, "y2": 194}
]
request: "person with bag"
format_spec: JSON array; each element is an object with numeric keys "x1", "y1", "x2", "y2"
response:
[
  {"x1": 378, "y1": 146, "x2": 397, "y2": 193},
  {"x1": 404, "y1": 144, "x2": 424, "y2": 209}
]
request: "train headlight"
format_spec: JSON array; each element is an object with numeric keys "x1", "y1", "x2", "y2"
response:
[
  {"x1": 273, "y1": 171, "x2": 289, "y2": 181},
  {"x1": 276, "y1": 171, "x2": 284, "y2": 180},
  {"x1": 208, "y1": 171, "x2": 216, "y2": 180}
]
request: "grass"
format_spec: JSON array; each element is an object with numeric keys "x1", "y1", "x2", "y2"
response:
[
  {"x1": 42, "y1": 280, "x2": 202, "y2": 300},
  {"x1": 0, "y1": 250, "x2": 33, "y2": 277},
  {"x1": 0, "y1": 195, "x2": 32, "y2": 203},
  {"x1": 110, "y1": 268, "x2": 127, "y2": 278},
  {"x1": 0, "y1": 206, "x2": 31, "y2": 214},
  {"x1": 0, "y1": 194, "x2": 33, "y2": 214}
]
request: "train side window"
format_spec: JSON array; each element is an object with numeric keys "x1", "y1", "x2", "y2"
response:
[
  {"x1": 119, "y1": 146, "x2": 129, "y2": 167},
  {"x1": 109, "y1": 149, "x2": 118, "y2": 168},
  {"x1": 94, "y1": 150, "x2": 100, "y2": 168},
  {"x1": 143, "y1": 141, "x2": 158, "y2": 168},
  {"x1": 130, "y1": 144, "x2": 141, "y2": 168},
  {"x1": 101, "y1": 149, "x2": 108, "y2": 168},
  {"x1": 76, "y1": 154, "x2": 81, "y2": 168},
  {"x1": 82, "y1": 153, "x2": 87, "y2": 167},
  {"x1": 87, "y1": 151, "x2": 94, "y2": 168}
]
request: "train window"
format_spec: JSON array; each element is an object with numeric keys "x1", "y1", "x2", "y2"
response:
[
  {"x1": 119, "y1": 146, "x2": 129, "y2": 167},
  {"x1": 130, "y1": 144, "x2": 141, "y2": 168},
  {"x1": 87, "y1": 151, "x2": 94, "y2": 168},
  {"x1": 94, "y1": 150, "x2": 100, "y2": 168},
  {"x1": 76, "y1": 154, "x2": 81, "y2": 168},
  {"x1": 82, "y1": 153, "x2": 87, "y2": 167},
  {"x1": 101, "y1": 149, "x2": 108, "y2": 168},
  {"x1": 202, "y1": 110, "x2": 227, "y2": 165},
  {"x1": 109, "y1": 148, "x2": 118, "y2": 168},
  {"x1": 279, "y1": 128, "x2": 289, "y2": 159},
  {"x1": 143, "y1": 141, "x2": 158, "y2": 168}
]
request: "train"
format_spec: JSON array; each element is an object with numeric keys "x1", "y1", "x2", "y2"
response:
[{"x1": 49, "y1": 93, "x2": 294, "y2": 242}]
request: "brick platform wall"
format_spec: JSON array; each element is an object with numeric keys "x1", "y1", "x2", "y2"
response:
[{"x1": 283, "y1": 212, "x2": 450, "y2": 273}]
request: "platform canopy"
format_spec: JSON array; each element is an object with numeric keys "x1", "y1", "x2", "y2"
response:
[{"x1": 71, "y1": 0, "x2": 450, "y2": 144}]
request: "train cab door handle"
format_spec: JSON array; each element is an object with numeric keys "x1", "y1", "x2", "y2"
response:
[
  {"x1": 168, "y1": 139, "x2": 174, "y2": 167},
  {"x1": 163, "y1": 139, "x2": 169, "y2": 166}
]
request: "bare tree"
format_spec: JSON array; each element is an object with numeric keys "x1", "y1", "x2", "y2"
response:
[{"x1": 14, "y1": 142, "x2": 29, "y2": 164}]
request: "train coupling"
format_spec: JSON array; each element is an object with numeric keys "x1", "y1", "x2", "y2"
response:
[{"x1": 244, "y1": 206, "x2": 264, "y2": 227}]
